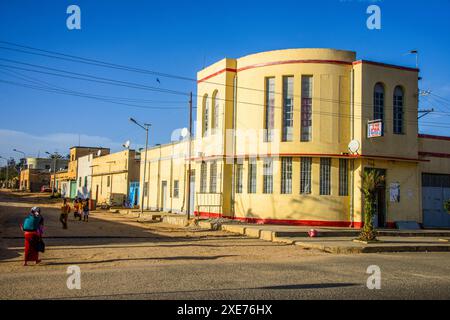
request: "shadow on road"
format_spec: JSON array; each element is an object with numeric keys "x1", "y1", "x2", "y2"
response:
[
  {"x1": 49, "y1": 282, "x2": 362, "y2": 300},
  {"x1": 42, "y1": 255, "x2": 238, "y2": 266}
]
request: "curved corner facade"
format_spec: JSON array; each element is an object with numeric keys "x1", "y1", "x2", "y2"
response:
[{"x1": 140, "y1": 48, "x2": 450, "y2": 229}]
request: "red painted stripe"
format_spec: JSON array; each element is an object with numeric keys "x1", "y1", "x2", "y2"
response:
[
  {"x1": 418, "y1": 134, "x2": 450, "y2": 142},
  {"x1": 188, "y1": 153, "x2": 426, "y2": 162},
  {"x1": 197, "y1": 58, "x2": 419, "y2": 83},
  {"x1": 236, "y1": 59, "x2": 352, "y2": 72},
  {"x1": 353, "y1": 60, "x2": 419, "y2": 72},
  {"x1": 194, "y1": 211, "x2": 363, "y2": 229},
  {"x1": 419, "y1": 151, "x2": 450, "y2": 159},
  {"x1": 197, "y1": 68, "x2": 237, "y2": 83}
]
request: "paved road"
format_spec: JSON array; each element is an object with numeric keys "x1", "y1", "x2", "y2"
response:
[{"x1": 1, "y1": 191, "x2": 449, "y2": 300}]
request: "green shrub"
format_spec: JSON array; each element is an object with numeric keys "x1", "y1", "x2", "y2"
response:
[{"x1": 444, "y1": 199, "x2": 450, "y2": 213}]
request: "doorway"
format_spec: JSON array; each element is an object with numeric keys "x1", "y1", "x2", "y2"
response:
[
  {"x1": 161, "y1": 181, "x2": 168, "y2": 212},
  {"x1": 364, "y1": 168, "x2": 387, "y2": 228},
  {"x1": 189, "y1": 170, "x2": 195, "y2": 216}
]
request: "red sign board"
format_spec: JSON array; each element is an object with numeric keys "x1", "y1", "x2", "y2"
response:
[{"x1": 368, "y1": 120, "x2": 383, "y2": 138}]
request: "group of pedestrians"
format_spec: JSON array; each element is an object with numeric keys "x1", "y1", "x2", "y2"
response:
[
  {"x1": 22, "y1": 197, "x2": 91, "y2": 266},
  {"x1": 59, "y1": 197, "x2": 90, "y2": 229}
]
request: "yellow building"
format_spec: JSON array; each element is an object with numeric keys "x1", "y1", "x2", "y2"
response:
[
  {"x1": 51, "y1": 146, "x2": 110, "y2": 198},
  {"x1": 91, "y1": 149, "x2": 140, "y2": 206},
  {"x1": 140, "y1": 48, "x2": 450, "y2": 229}
]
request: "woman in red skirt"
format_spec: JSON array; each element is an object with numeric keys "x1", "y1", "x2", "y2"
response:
[{"x1": 22, "y1": 207, "x2": 44, "y2": 266}]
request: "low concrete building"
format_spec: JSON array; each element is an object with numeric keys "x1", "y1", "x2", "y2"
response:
[
  {"x1": 51, "y1": 147, "x2": 110, "y2": 199},
  {"x1": 19, "y1": 157, "x2": 68, "y2": 191},
  {"x1": 19, "y1": 168, "x2": 51, "y2": 192},
  {"x1": 91, "y1": 149, "x2": 140, "y2": 206},
  {"x1": 76, "y1": 154, "x2": 94, "y2": 199}
]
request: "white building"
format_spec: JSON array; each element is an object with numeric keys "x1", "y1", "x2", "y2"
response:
[{"x1": 76, "y1": 154, "x2": 94, "y2": 199}]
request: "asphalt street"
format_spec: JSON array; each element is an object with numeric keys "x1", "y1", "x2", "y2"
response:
[{"x1": 1, "y1": 191, "x2": 449, "y2": 300}]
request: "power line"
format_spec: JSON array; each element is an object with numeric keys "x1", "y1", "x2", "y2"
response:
[
  {"x1": 0, "y1": 67, "x2": 186, "y2": 105},
  {"x1": 0, "y1": 40, "x2": 434, "y2": 110},
  {"x1": 0, "y1": 58, "x2": 426, "y2": 114}
]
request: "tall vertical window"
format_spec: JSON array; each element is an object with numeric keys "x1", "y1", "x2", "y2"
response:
[
  {"x1": 265, "y1": 77, "x2": 275, "y2": 142},
  {"x1": 393, "y1": 86, "x2": 404, "y2": 134},
  {"x1": 282, "y1": 76, "x2": 294, "y2": 142},
  {"x1": 144, "y1": 182, "x2": 148, "y2": 197},
  {"x1": 339, "y1": 159, "x2": 348, "y2": 196},
  {"x1": 374, "y1": 83, "x2": 385, "y2": 121},
  {"x1": 236, "y1": 162, "x2": 243, "y2": 194},
  {"x1": 320, "y1": 158, "x2": 331, "y2": 195},
  {"x1": 281, "y1": 157, "x2": 293, "y2": 194},
  {"x1": 301, "y1": 75, "x2": 313, "y2": 142},
  {"x1": 247, "y1": 159, "x2": 257, "y2": 194},
  {"x1": 84, "y1": 176, "x2": 88, "y2": 188},
  {"x1": 209, "y1": 161, "x2": 217, "y2": 193},
  {"x1": 300, "y1": 157, "x2": 312, "y2": 194},
  {"x1": 200, "y1": 161, "x2": 207, "y2": 193},
  {"x1": 263, "y1": 158, "x2": 273, "y2": 194},
  {"x1": 212, "y1": 90, "x2": 219, "y2": 134},
  {"x1": 107, "y1": 176, "x2": 111, "y2": 187},
  {"x1": 173, "y1": 180, "x2": 179, "y2": 198},
  {"x1": 202, "y1": 94, "x2": 209, "y2": 137}
]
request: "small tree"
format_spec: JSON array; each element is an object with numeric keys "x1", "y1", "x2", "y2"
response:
[
  {"x1": 359, "y1": 169, "x2": 385, "y2": 241},
  {"x1": 444, "y1": 199, "x2": 450, "y2": 213}
]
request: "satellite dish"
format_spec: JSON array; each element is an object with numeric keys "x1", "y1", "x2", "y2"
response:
[
  {"x1": 348, "y1": 140, "x2": 360, "y2": 154},
  {"x1": 123, "y1": 140, "x2": 131, "y2": 149},
  {"x1": 181, "y1": 127, "x2": 189, "y2": 138}
]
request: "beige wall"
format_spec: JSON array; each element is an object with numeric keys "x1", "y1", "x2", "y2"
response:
[{"x1": 91, "y1": 149, "x2": 139, "y2": 204}]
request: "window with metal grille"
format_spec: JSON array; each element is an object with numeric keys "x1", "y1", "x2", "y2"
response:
[
  {"x1": 200, "y1": 161, "x2": 207, "y2": 193},
  {"x1": 300, "y1": 157, "x2": 312, "y2": 194},
  {"x1": 281, "y1": 157, "x2": 293, "y2": 194},
  {"x1": 301, "y1": 76, "x2": 313, "y2": 142},
  {"x1": 265, "y1": 78, "x2": 275, "y2": 142},
  {"x1": 263, "y1": 158, "x2": 273, "y2": 194},
  {"x1": 374, "y1": 83, "x2": 385, "y2": 122},
  {"x1": 282, "y1": 76, "x2": 294, "y2": 142},
  {"x1": 144, "y1": 182, "x2": 148, "y2": 197},
  {"x1": 173, "y1": 180, "x2": 179, "y2": 198},
  {"x1": 202, "y1": 94, "x2": 209, "y2": 137},
  {"x1": 236, "y1": 162, "x2": 243, "y2": 194},
  {"x1": 320, "y1": 158, "x2": 331, "y2": 195},
  {"x1": 393, "y1": 86, "x2": 404, "y2": 134},
  {"x1": 339, "y1": 159, "x2": 348, "y2": 196},
  {"x1": 247, "y1": 159, "x2": 257, "y2": 194},
  {"x1": 209, "y1": 161, "x2": 217, "y2": 193},
  {"x1": 212, "y1": 91, "x2": 219, "y2": 134}
]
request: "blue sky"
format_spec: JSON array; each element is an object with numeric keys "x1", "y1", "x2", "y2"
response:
[{"x1": 1, "y1": 0, "x2": 450, "y2": 160}]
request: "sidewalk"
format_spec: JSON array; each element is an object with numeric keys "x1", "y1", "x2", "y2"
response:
[{"x1": 194, "y1": 218, "x2": 450, "y2": 254}]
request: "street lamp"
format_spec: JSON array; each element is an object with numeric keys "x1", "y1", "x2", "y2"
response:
[
  {"x1": 46, "y1": 151, "x2": 60, "y2": 196},
  {"x1": 13, "y1": 149, "x2": 27, "y2": 190},
  {"x1": 129, "y1": 117, "x2": 151, "y2": 217},
  {"x1": 0, "y1": 156, "x2": 9, "y2": 189}
]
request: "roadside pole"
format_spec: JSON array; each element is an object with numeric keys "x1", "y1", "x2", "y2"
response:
[{"x1": 186, "y1": 92, "x2": 193, "y2": 221}]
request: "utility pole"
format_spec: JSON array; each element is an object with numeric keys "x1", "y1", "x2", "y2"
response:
[
  {"x1": 130, "y1": 118, "x2": 151, "y2": 218},
  {"x1": 186, "y1": 92, "x2": 193, "y2": 221},
  {"x1": 46, "y1": 151, "x2": 59, "y2": 196}
]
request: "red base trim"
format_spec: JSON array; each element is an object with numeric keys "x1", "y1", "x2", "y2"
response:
[
  {"x1": 418, "y1": 134, "x2": 450, "y2": 141},
  {"x1": 194, "y1": 211, "x2": 365, "y2": 229}
]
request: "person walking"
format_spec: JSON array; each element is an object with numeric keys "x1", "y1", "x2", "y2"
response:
[
  {"x1": 60, "y1": 198, "x2": 70, "y2": 229},
  {"x1": 21, "y1": 207, "x2": 44, "y2": 266},
  {"x1": 82, "y1": 198, "x2": 90, "y2": 222},
  {"x1": 73, "y1": 198, "x2": 82, "y2": 221}
]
